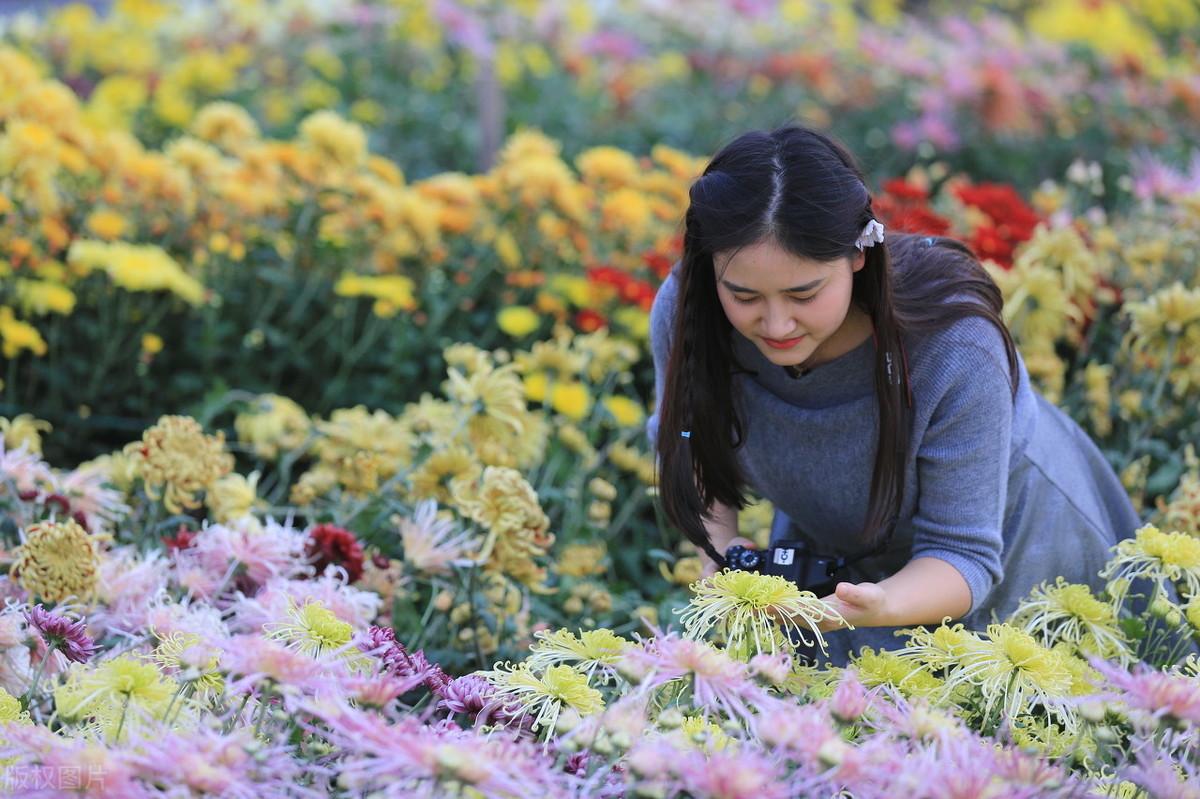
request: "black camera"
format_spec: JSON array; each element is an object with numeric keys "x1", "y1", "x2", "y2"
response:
[{"x1": 724, "y1": 539, "x2": 846, "y2": 596}]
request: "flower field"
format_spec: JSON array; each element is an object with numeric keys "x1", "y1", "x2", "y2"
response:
[{"x1": 2, "y1": 0, "x2": 1200, "y2": 796}]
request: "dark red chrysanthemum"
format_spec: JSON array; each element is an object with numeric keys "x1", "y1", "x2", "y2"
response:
[
  {"x1": 305, "y1": 524, "x2": 365, "y2": 583},
  {"x1": 163, "y1": 525, "x2": 198, "y2": 552}
]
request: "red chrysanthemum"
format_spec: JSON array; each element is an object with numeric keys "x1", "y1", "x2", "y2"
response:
[
  {"x1": 880, "y1": 178, "x2": 929, "y2": 202},
  {"x1": 575, "y1": 309, "x2": 607, "y2": 332},
  {"x1": 306, "y1": 523, "x2": 365, "y2": 583},
  {"x1": 642, "y1": 250, "x2": 675, "y2": 280}
]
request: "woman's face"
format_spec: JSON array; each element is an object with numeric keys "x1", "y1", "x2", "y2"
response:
[{"x1": 714, "y1": 239, "x2": 867, "y2": 369}]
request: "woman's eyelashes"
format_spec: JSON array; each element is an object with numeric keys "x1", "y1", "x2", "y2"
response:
[{"x1": 731, "y1": 292, "x2": 816, "y2": 305}]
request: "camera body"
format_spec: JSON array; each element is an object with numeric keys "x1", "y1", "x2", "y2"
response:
[{"x1": 724, "y1": 539, "x2": 845, "y2": 596}]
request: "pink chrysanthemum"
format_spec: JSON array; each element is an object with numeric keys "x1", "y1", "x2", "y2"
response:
[
  {"x1": 26, "y1": 604, "x2": 96, "y2": 664},
  {"x1": 308, "y1": 700, "x2": 575, "y2": 798},
  {"x1": 440, "y1": 674, "x2": 496, "y2": 716},
  {"x1": 0, "y1": 442, "x2": 53, "y2": 496},
  {"x1": 625, "y1": 633, "x2": 767, "y2": 723},
  {"x1": 93, "y1": 547, "x2": 171, "y2": 636},
  {"x1": 0, "y1": 722, "x2": 139, "y2": 797},
  {"x1": 173, "y1": 519, "x2": 309, "y2": 599},
  {"x1": 220, "y1": 634, "x2": 340, "y2": 696},
  {"x1": 1089, "y1": 657, "x2": 1200, "y2": 728},
  {"x1": 123, "y1": 724, "x2": 323, "y2": 798},
  {"x1": 52, "y1": 465, "x2": 129, "y2": 533},
  {"x1": 226, "y1": 574, "x2": 381, "y2": 634}
]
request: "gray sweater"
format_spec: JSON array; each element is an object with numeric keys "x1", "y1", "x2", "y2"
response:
[{"x1": 648, "y1": 272, "x2": 1140, "y2": 665}]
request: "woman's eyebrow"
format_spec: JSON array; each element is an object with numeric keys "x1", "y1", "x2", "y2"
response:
[{"x1": 721, "y1": 278, "x2": 822, "y2": 293}]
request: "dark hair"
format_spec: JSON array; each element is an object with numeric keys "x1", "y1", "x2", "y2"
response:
[{"x1": 656, "y1": 126, "x2": 1019, "y2": 565}]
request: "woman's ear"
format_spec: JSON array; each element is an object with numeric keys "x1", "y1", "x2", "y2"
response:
[{"x1": 851, "y1": 250, "x2": 867, "y2": 273}]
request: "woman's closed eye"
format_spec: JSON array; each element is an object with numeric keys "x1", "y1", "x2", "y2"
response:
[{"x1": 732, "y1": 293, "x2": 816, "y2": 305}]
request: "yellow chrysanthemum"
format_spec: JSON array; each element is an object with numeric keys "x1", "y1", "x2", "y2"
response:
[
  {"x1": 14, "y1": 278, "x2": 75, "y2": 316},
  {"x1": 549, "y1": 381, "x2": 592, "y2": 421},
  {"x1": 601, "y1": 395, "x2": 645, "y2": 428},
  {"x1": 453, "y1": 466, "x2": 553, "y2": 588},
  {"x1": 680, "y1": 570, "x2": 844, "y2": 659},
  {"x1": 485, "y1": 663, "x2": 604, "y2": 737},
  {"x1": 1010, "y1": 577, "x2": 1128, "y2": 661},
  {"x1": 443, "y1": 362, "x2": 529, "y2": 439},
  {"x1": 67, "y1": 240, "x2": 207, "y2": 306},
  {"x1": 525, "y1": 628, "x2": 629, "y2": 679},
  {"x1": 148, "y1": 632, "x2": 224, "y2": 702},
  {"x1": 54, "y1": 656, "x2": 177, "y2": 742},
  {"x1": 264, "y1": 600, "x2": 364, "y2": 666},
  {"x1": 556, "y1": 543, "x2": 608, "y2": 578},
  {"x1": 850, "y1": 647, "x2": 945, "y2": 701},
  {"x1": 333, "y1": 273, "x2": 418, "y2": 317},
  {"x1": 1124, "y1": 282, "x2": 1200, "y2": 355},
  {"x1": 943, "y1": 624, "x2": 1076, "y2": 729},
  {"x1": 299, "y1": 110, "x2": 367, "y2": 171},
  {"x1": 576, "y1": 146, "x2": 640, "y2": 189},
  {"x1": 1102, "y1": 524, "x2": 1200, "y2": 600},
  {"x1": 678, "y1": 714, "x2": 734, "y2": 751},
  {"x1": 0, "y1": 414, "x2": 52, "y2": 454},
  {"x1": 191, "y1": 101, "x2": 261, "y2": 152},
  {"x1": 313, "y1": 405, "x2": 412, "y2": 476},
  {"x1": 124, "y1": 415, "x2": 234, "y2": 514},
  {"x1": 497, "y1": 305, "x2": 540, "y2": 338},
  {"x1": 234, "y1": 393, "x2": 312, "y2": 460},
  {"x1": 0, "y1": 306, "x2": 48, "y2": 358},
  {"x1": 408, "y1": 447, "x2": 481, "y2": 505},
  {"x1": 83, "y1": 208, "x2": 128, "y2": 240},
  {"x1": 204, "y1": 472, "x2": 260, "y2": 523},
  {"x1": 0, "y1": 686, "x2": 30, "y2": 725},
  {"x1": 13, "y1": 519, "x2": 103, "y2": 603}
]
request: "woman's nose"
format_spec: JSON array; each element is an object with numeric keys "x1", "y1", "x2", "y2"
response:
[{"x1": 762, "y1": 304, "x2": 799, "y2": 338}]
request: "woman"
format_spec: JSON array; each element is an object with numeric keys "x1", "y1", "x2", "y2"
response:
[{"x1": 648, "y1": 125, "x2": 1139, "y2": 665}]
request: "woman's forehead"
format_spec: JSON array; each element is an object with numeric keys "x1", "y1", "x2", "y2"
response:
[{"x1": 716, "y1": 241, "x2": 835, "y2": 285}]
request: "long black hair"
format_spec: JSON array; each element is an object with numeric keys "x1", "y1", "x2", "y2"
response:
[{"x1": 656, "y1": 126, "x2": 1019, "y2": 565}]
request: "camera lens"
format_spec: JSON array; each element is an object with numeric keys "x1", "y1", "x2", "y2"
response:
[{"x1": 724, "y1": 545, "x2": 763, "y2": 572}]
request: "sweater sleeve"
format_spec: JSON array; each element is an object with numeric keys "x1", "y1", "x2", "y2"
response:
[
  {"x1": 905, "y1": 325, "x2": 1014, "y2": 616},
  {"x1": 646, "y1": 272, "x2": 679, "y2": 448}
]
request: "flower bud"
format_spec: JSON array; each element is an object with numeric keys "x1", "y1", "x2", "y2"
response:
[
  {"x1": 817, "y1": 738, "x2": 848, "y2": 767},
  {"x1": 658, "y1": 708, "x2": 684, "y2": 729},
  {"x1": 1078, "y1": 700, "x2": 1106, "y2": 724}
]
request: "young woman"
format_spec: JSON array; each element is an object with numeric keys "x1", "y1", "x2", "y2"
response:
[{"x1": 649, "y1": 125, "x2": 1140, "y2": 665}]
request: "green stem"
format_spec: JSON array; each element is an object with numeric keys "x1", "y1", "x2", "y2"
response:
[
  {"x1": 114, "y1": 693, "x2": 132, "y2": 743},
  {"x1": 1122, "y1": 333, "x2": 1178, "y2": 473},
  {"x1": 225, "y1": 692, "x2": 251, "y2": 733},
  {"x1": 22, "y1": 651, "x2": 50, "y2": 712}
]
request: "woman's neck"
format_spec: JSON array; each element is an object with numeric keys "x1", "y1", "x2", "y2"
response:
[{"x1": 800, "y1": 306, "x2": 873, "y2": 369}]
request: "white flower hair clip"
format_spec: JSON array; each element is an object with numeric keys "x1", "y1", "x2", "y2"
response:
[{"x1": 855, "y1": 219, "x2": 885, "y2": 251}]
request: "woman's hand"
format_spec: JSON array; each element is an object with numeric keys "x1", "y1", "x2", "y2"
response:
[{"x1": 817, "y1": 581, "x2": 889, "y2": 632}]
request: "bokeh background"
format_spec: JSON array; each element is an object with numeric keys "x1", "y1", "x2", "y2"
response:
[{"x1": 2, "y1": 2, "x2": 1200, "y2": 796}]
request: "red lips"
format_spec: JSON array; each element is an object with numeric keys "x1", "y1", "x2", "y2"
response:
[{"x1": 762, "y1": 335, "x2": 805, "y2": 350}]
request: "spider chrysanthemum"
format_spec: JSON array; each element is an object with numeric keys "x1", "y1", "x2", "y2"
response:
[
  {"x1": 1102, "y1": 525, "x2": 1200, "y2": 601},
  {"x1": 484, "y1": 662, "x2": 604, "y2": 737},
  {"x1": 1011, "y1": 577, "x2": 1129, "y2": 661},
  {"x1": 679, "y1": 570, "x2": 844, "y2": 659},
  {"x1": 524, "y1": 628, "x2": 630, "y2": 681}
]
